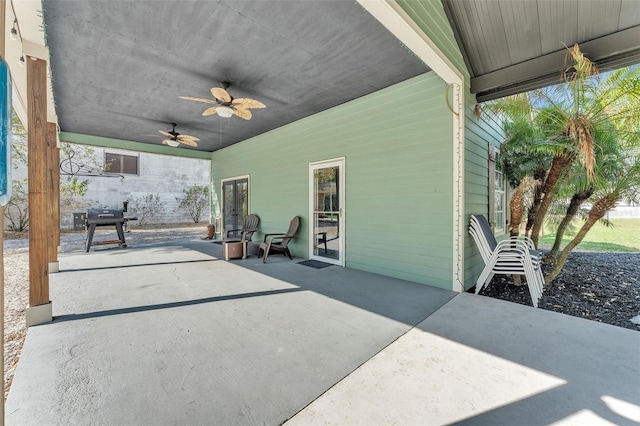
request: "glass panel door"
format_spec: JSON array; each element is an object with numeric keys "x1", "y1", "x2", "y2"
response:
[
  {"x1": 222, "y1": 178, "x2": 248, "y2": 237},
  {"x1": 310, "y1": 159, "x2": 344, "y2": 266}
]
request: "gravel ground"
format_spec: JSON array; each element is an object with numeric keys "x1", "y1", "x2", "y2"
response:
[
  {"x1": 4, "y1": 229, "x2": 639, "y2": 400},
  {"x1": 3, "y1": 223, "x2": 209, "y2": 400},
  {"x1": 478, "y1": 251, "x2": 640, "y2": 332}
]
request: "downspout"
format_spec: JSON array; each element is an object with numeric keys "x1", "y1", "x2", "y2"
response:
[{"x1": 357, "y1": 0, "x2": 465, "y2": 292}]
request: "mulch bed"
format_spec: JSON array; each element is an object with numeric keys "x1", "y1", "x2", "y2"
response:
[{"x1": 475, "y1": 251, "x2": 640, "y2": 331}]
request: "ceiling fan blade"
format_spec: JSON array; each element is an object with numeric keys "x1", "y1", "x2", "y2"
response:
[
  {"x1": 159, "y1": 130, "x2": 173, "y2": 137},
  {"x1": 178, "y1": 134, "x2": 200, "y2": 141},
  {"x1": 211, "y1": 87, "x2": 232, "y2": 103},
  {"x1": 179, "y1": 96, "x2": 217, "y2": 104},
  {"x1": 177, "y1": 138, "x2": 198, "y2": 147},
  {"x1": 232, "y1": 98, "x2": 266, "y2": 109},
  {"x1": 202, "y1": 106, "x2": 218, "y2": 116},
  {"x1": 233, "y1": 108, "x2": 252, "y2": 120}
]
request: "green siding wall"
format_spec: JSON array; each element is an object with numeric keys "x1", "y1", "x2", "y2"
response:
[
  {"x1": 211, "y1": 73, "x2": 455, "y2": 289},
  {"x1": 396, "y1": 0, "x2": 469, "y2": 81},
  {"x1": 463, "y1": 94, "x2": 504, "y2": 289}
]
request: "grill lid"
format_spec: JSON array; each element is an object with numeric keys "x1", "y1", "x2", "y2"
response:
[{"x1": 86, "y1": 208, "x2": 124, "y2": 223}]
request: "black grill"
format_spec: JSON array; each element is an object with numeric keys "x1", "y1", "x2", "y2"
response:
[
  {"x1": 85, "y1": 208, "x2": 127, "y2": 252},
  {"x1": 86, "y1": 208, "x2": 125, "y2": 225}
]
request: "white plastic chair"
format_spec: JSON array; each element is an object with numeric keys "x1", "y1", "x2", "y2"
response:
[{"x1": 469, "y1": 214, "x2": 545, "y2": 307}]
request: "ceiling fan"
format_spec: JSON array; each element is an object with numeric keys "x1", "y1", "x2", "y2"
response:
[
  {"x1": 180, "y1": 82, "x2": 266, "y2": 120},
  {"x1": 158, "y1": 123, "x2": 199, "y2": 147}
]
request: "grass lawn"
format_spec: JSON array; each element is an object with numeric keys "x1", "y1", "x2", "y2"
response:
[{"x1": 538, "y1": 218, "x2": 640, "y2": 252}]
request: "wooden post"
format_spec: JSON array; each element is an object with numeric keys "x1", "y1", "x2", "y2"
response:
[
  {"x1": 26, "y1": 55, "x2": 52, "y2": 322},
  {"x1": 53, "y1": 134, "x2": 60, "y2": 249},
  {"x1": 1, "y1": 1, "x2": 6, "y2": 422},
  {"x1": 46, "y1": 122, "x2": 59, "y2": 267}
]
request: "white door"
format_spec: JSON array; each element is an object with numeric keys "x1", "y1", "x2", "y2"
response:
[{"x1": 309, "y1": 158, "x2": 345, "y2": 266}]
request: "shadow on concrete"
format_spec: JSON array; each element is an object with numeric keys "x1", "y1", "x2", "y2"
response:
[
  {"x1": 53, "y1": 287, "x2": 304, "y2": 323},
  {"x1": 419, "y1": 295, "x2": 640, "y2": 426}
]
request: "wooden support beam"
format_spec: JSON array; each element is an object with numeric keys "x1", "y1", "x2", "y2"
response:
[
  {"x1": 46, "y1": 122, "x2": 59, "y2": 264},
  {"x1": 27, "y1": 56, "x2": 50, "y2": 308},
  {"x1": 53, "y1": 133, "x2": 60, "y2": 249},
  {"x1": 1, "y1": 1, "x2": 6, "y2": 422}
]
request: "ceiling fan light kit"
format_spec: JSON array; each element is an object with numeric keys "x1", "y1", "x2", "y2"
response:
[
  {"x1": 216, "y1": 106, "x2": 234, "y2": 118},
  {"x1": 165, "y1": 139, "x2": 180, "y2": 147}
]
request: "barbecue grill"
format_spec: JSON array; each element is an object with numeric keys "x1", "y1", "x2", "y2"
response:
[{"x1": 85, "y1": 208, "x2": 127, "y2": 252}]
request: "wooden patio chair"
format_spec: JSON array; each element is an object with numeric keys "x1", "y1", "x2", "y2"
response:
[
  {"x1": 225, "y1": 214, "x2": 260, "y2": 242},
  {"x1": 258, "y1": 216, "x2": 300, "y2": 263},
  {"x1": 469, "y1": 214, "x2": 545, "y2": 307}
]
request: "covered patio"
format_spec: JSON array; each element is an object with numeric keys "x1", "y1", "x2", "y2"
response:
[
  {"x1": 3, "y1": 0, "x2": 640, "y2": 423},
  {"x1": 6, "y1": 239, "x2": 639, "y2": 424}
]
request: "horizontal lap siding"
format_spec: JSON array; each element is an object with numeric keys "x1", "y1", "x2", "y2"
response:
[
  {"x1": 464, "y1": 95, "x2": 504, "y2": 289},
  {"x1": 397, "y1": 0, "x2": 470, "y2": 81},
  {"x1": 212, "y1": 73, "x2": 455, "y2": 289}
]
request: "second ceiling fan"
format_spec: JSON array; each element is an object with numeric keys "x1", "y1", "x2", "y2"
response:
[{"x1": 180, "y1": 82, "x2": 265, "y2": 120}]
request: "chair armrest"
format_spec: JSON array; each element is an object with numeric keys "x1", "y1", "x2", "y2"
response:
[
  {"x1": 509, "y1": 235, "x2": 536, "y2": 250},
  {"x1": 262, "y1": 233, "x2": 286, "y2": 243},
  {"x1": 226, "y1": 228, "x2": 242, "y2": 238},
  {"x1": 495, "y1": 239, "x2": 531, "y2": 255}
]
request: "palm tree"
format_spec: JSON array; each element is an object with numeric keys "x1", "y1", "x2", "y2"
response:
[
  {"x1": 546, "y1": 152, "x2": 640, "y2": 283},
  {"x1": 527, "y1": 47, "x2": 640, "y2": 247},
  {"x1": 545, "y1": 123, "x2": 621, "y2": 259}
]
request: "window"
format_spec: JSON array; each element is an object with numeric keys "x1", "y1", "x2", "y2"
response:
[
  {"x1": 488, "y1": 145, "x2": 507, "y2": 235},
  {"x1": 494, "y1": 166, "x2": 506, "y2": 234},
  {"x1": 105, "y1": 153, "x2": 138, "y2": 175}
]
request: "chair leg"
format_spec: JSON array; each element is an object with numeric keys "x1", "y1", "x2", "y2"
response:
[
  {"x1": 263, "y1": 241, "x2": 272, "y2": 263},
  {"x1": 285, "y1": 248, "x2": 292, "y2": 260}
]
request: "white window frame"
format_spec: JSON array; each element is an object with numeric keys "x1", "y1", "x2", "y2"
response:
[{"x1": 488, "y1": 145, "x2": 507, "y2": 236}]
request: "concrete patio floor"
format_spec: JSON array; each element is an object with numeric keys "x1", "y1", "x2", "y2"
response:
[{"x1": 6, "y1": 239, "x2": 640, "y2": 425}]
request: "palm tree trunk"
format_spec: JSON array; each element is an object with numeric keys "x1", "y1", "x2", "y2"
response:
[
  {"x1": 525, "y1": 170, "x2": 546, "y2": 237},
  {"x1": 531, "y1": 155, "x2": 573, "y2": 247},
  {"x1": 545, "y1": 196, "x2": 617, "y2": 284},
  {"x1": 548, "y1": 189, "x2": 593, "y2": 258},
  {"x1": 508, "y1": 180, "x2": 527, "y2": 286}
]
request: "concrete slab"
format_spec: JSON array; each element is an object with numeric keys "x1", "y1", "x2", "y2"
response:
[
  {"x1": 288, "y1": 293, "x2": 640, "y2": 425},
  {"x1": 6, "y1": 239, "x2": 455, "y2": 425}
]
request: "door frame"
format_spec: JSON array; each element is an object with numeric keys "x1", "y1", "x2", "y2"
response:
[
  {"x1": 309, "y1": 158, "x2": 345, "y2": 266},
  {"x1": 221, "y1": 175, "x2": 250, "y2": 235}
]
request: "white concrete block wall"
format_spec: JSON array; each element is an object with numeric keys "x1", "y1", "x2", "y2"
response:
[
  {"x1": 7, "y1": 140, "x2": 211, "y2": 231},
  {"x1": 58, "y1": 147, "x2": 211, "y2": 229}
]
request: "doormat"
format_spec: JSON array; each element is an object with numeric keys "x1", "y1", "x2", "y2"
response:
[{"x1": 298, "y1": 260, "x2": 333, "y2": 269}]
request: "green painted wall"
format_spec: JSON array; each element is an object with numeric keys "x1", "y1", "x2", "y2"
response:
[
  {"x1": 211, "y1": 73, "x2": 455, "y2": 289},
  {"x1": 396, "y1": 0, "x2": 469, "y2": 81},
  {"x1": 463, "y1": 93, "x2": 504, "y2": 289},
  {"x1": 393, "y1": 1, "x2": 505, "y2": 289}
]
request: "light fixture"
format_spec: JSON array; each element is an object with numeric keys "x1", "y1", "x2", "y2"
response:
[
  {"x1": 10, "y1": 20, "x2": 18, "y2": 40},
  {"x1": 165, "y1": 139, "x2": 180, "y2": 147},
  {"x1": 18, "y1": 56, "x2": 25, "y2": 67},
  {"x1": 216, "y1": 106, "x2": 234, "y2": 118}
]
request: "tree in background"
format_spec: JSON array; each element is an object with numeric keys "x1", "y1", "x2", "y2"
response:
[
  {"x1": 4, "y1": 179, "x2": 28, "y2": 231},
  {"x1": 176, "y1": 184, "x2": 210, "y2": 223}
]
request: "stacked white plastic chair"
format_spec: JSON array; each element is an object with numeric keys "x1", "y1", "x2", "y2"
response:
[{"x1": 469, "y1": 214, "x2": 545, "y2": 308}]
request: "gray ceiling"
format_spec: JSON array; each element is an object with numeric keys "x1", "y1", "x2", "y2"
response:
[
  {"x1": 42, "y1": 1, "x2": 428, "y2": 153},
  {"x1": 42, "y1": 1, "x2": 640, "y2": 152},
  {"x1": 442, "y1": 0, "x2": 640, "y2": 101}
]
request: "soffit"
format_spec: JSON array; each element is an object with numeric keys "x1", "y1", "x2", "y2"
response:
[{"x1": 442, "y1": 0, "x2": 640, "y2": 101}]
